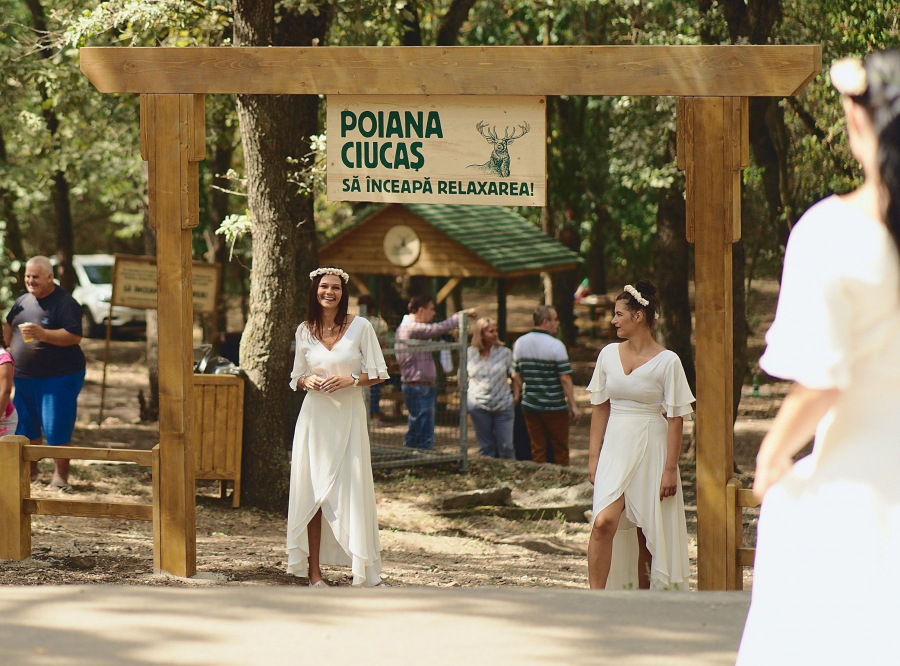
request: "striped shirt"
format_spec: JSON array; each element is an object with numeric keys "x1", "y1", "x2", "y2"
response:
[
  {"x1": 467, "y1": 346, "x2": 513, "y2": 412},
  {"x1": 396, "y1": 313, "x2": 460, "y2": 384},
  {"x1": 512, "y1": 330, "x2": 572, "y2": 413}
]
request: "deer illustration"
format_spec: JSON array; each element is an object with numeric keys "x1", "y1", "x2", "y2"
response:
[{"x1": 467, "y1": 121, "x2": 531, "y2": 178}]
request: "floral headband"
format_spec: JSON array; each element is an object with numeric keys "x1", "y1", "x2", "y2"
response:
[
  {"x1": 830, "y1": 57, "x2": 868, "y2": 97},
  {"x1": 309, "y1": 267, "x2": 350, "y2": 283},
  {"x1": 623, "y1": 284, "x2": 648, "y2": 306}
]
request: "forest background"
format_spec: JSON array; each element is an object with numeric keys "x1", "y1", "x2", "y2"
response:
[{"x1": 1, "y1": 0, "x2": 897, "y2": 510}]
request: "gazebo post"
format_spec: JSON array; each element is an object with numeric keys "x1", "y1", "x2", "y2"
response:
[
  {"x1": 678, "y1": 96, "x2": 747, "y2": 590},
  {"x1": 497, "y1": 279, "x2": 507, "y2": 341},
  {"x1": 140, "y1": 93, "x2": 203, "y2": 577}
]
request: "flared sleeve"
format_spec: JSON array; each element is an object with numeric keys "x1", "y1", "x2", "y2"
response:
[
  {"x1": 663, "y1": 352, "x2": 695, "y2": 419},
  {"x1": 289, "y1": 324, "x2": 311, "y2": 392},
  {"x1": 587, "y1": 346, "x2": 610, "y2": 405},
  {"x1": 359, "y1": 318, "x2": 390, "y2": 380},
  {"x1": 759, "y1": 206, "x2": 852, "y2": 390}
]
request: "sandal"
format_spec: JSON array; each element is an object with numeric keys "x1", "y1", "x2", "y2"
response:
[
  {"x1": 309, "y1": 579, "x2": 330, "y2": 588},
  {"x1": 48, "y1": 479, "x2": 72, "y2": 491}
]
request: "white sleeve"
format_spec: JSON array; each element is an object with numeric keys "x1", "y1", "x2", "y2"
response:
[
  {"x1": 586, "y1": 347, "x2": 609, "y2": 405},
  {"x1": 663, "y1": 353, "x2": 695, "y2": 419},
  {"x1": 759, "y1": 212, "x2": 852, "y2": 390},
  {"x1": 359, "y1": 319, "x2": 390, "y2": 380},
  {"x1": 289, "y1": 325, "x2": 311, "y2": 391}
]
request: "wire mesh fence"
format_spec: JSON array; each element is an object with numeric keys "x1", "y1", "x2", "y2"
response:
[{"x1": 361, "y1": 310, "x2": 468, "y2": 471}]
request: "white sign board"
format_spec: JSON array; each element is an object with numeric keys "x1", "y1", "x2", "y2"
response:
[
  {"x1": 111, "y1": 255, "x2": 221, "y2": 314},
  {"x1": 327, "y1": 95, "x2": 546, "y2": 207}
]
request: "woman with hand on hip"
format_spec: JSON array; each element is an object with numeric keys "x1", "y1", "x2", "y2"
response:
[
  {"x1": 287, "y1": 267, "x2": 389, "y2": 587},
  {"x1": 737, "y1": 52, "x2": 900, "y2": 665},
  {"x1": 467, "y1": 317, "x2": 515, "y2": 459},
  {"x1": 586, "y1": 280, "x2": 694, "y2": 590}
]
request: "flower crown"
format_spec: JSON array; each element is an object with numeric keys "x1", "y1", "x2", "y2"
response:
[
  {"x1": 309, "y1": 267, "x2": 350, "y2": 283},
  {"x1": 624, "y1": 284, "x2": 649, "y2": 307},
  {"x1": 830, "y1": 57, "x2": 868, "y2": 97}
]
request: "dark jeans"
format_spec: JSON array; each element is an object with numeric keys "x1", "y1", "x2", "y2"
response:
[
  {"x1": 468, "y1": 400, "x2": 515, "y2": 458},
  {"x1": 402, "y1": 384, "x2": 436, "y2": 450},
  {"x1": 370, "y1": 382, "x2": 382, "y2": 417}
]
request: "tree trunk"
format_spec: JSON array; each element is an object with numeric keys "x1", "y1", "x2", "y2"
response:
[
  {"x1": 234, "y1": 0, "x2": 331, "y2": 511},
  {"x1": 552, "y1": 223, "x2": 580, "y2": 348},
  {"x1": 210, "y1": 101, "x2": 236, "y2": 345},
  {"x1": 25, "y1": 0, "x2": 76, "y2": 293},
  {"x1": 587, "y1": 206, "x2": 609, "y2": 295},
  {"x1": 654, "y1": 178, "x2": 696, "y2": 393},
  {"x1": 0, "y1": 123, "x2": 26, "y2": 293}
]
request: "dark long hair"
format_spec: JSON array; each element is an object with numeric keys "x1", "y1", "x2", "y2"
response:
[
  {"x1": 306, "y1": 268, "x2": 350, "y2": 340},
  {"x1": 852, "y1": 50, "x2": 900, "y2": 261},
  {"x1": 616, "y1": 279, "x2": 660, "y2": 329}
]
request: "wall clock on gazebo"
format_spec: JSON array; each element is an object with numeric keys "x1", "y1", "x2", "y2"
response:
[{"x1": 383, "y1": 225, "x2": 421, "y2": 267}]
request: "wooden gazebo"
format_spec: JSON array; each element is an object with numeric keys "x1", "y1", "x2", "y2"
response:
[{"x1": 319, "y1": 203, "x2": 580, "y2": 338}]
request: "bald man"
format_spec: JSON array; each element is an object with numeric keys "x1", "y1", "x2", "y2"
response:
[{"x1": 3, "y1": 256, "x2": 86, "y2": 488}]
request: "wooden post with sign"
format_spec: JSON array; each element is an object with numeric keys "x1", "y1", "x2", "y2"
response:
[{"x1": 80, "y1": 44, "x2": 821, "y2": 588}]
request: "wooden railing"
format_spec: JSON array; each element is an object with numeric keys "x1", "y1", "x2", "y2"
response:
[
  {"x1": 0, "y1": 436, "x2": 160, "y2": 568},
  {"x1": 725, "y1": 477, "x2": 761, "y2": 590}
]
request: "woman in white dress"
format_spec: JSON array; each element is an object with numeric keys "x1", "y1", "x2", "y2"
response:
[
  {"x1": 737, "y1": 52, "x2": 900, "y2": 664},
  {"x1": 586, "y1": 280, "x2": 694, "y2": 590},
  {"x1": 287, "y1": 266, "x2": 389, "y2": 587}
]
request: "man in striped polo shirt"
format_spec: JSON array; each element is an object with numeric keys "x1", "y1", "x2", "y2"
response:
[{"x1": 511, "y1": 305, "x2": 580, "y2": 465}]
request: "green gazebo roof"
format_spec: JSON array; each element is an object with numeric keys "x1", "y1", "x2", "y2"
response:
[{"x1": 335, "y1": 203, "x2": 580, "y2": 276}]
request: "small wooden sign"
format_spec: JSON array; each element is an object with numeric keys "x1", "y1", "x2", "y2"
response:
[
  {"x1": 327, "y1": 95, "x2": 546, "y2": 207},
  {"x1": 111, "y1": 254, "x2": 221, "y2": 314}
]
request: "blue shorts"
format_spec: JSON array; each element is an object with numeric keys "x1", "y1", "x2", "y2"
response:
[{"x1": 13, "y1": 369, "x2": 85, "y2": 445}]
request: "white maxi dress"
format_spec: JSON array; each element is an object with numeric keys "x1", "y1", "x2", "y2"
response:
[
  {"x1": 588, "y1": 343, "x2": 694, "y2": 590},
  {"x1": 737, "y1": 196, "x2": 900, "y2": 665},
  {"x1": 287, "y1": 317, "x2": 389, "y2": 586}
]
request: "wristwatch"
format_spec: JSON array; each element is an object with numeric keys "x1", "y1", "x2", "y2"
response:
[{"x1": 351, "y1": 373, "x2": 360, "y2": 387}]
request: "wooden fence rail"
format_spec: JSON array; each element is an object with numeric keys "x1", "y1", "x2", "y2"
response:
[
  {"x1": 0, "y1": 435, "x2": 159, "y2": 565},
  {"x1": 725, "y1": 477, "x2": 762, "y2": 590}
]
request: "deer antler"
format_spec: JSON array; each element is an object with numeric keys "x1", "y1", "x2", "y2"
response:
[
  {"x1": 476, "y1": 121, "x2": 499, "y2": 144},
  {"x1": 504, "y1": 122, "x2": 531, "y2": 142}
]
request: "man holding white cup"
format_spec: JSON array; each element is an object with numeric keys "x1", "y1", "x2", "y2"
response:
[{"x1": 3, "y1": 256, "x2": 85, "y2": 488}]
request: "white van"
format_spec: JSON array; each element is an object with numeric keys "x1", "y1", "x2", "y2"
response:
[{"x1": 71, "y1": 255, "x2": 146, "y2": 337}]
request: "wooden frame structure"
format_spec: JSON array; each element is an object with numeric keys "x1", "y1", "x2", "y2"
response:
[
  {"x1": 70, "y1": 44, "x2": 821, "y2": 586},
  {"x1": 1, "y1": 436, "x2": 161, "y2": 566}
]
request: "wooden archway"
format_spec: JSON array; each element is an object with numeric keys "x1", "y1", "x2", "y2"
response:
[{"x1": 80, "y1": 44, "x2": 821, "y2": 587}]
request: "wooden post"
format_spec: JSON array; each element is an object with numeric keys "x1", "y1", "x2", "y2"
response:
[
  {"x1": 141, "y1": 93, "x2": 204, "y2": 577},
  {"x1": 0, "y1": 436, "x2": 31, "y2": 560},
  {"x1": 677, "y1": 96, "x2": 747, "y2": 590}
]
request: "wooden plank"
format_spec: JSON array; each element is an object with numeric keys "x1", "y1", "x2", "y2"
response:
[
  {"x1": 676, "y1": 97, "x2": 686, "y2": 171},
  {"x1": 725, "y1": 477, "x2": 742, "y2": 591},
  {"x1": 201, "y1": 384, "x2": 216, "y2": 473},
  {"x1": 147, "y1": 93, "x2": 197, "y2": 578},
  {"x1": 213, "y1": 384, "x2": 229, "y2": 474},
  {"x1": 436, "y1": 277, "x2": 463, "y2": 304},
  {"x1": 737, "y1": 488, "x2": 761, "y2": 508},
  {"x1": 679, "y1": 99, "x2": 695, "y2": 243},
  {"x1": 738, "y1": 547, "x2": 756, "y2": 568},
  {"x1": 179, "y1": 95, "x2": 201, "y2": 229},
  {"x1": 224, "y1": 384, "x2": 238, "y2": 477},
  {"x1": 152, "y1": 445, "x2": 161, "y2": 571},
  {"x1": 80, "y1": 45, "x2": 822, "y2": 98},
  {"x1": 22, "y1": 445, "x2": 153, "y2": 467},
  {"x1": 685, "y1": 96, "x2": 737, "y2": 591},
  {"x1": 24, "y1": 498, "x2": 152, "y2": 521},
  {"x1": 0, "y1": 436, "x2": 30, "y2": 560},
  {"x1": 232, "y1": 379, "x2": 244, "y2": 508}
]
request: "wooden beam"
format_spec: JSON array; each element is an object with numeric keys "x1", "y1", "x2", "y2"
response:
[
  {"x1": 737, "y1": 488, "x2": 761, "y2": 508},
  {"x1": 725, "y1": 477, "x2": 742, "y2": 591},
  {"x1": 680, "y1": 96, "x2": 740, "y2": 591},
  {"x1": 23, "y1": 498, "x2": 153, "y2": 521},
  {"x1": 0, "y1": 436, "x2": 30, "y2": 560},
  {"x1": 738, "y1": 548, "x2": 756, "y2": 568},
  {"x1": 22, "y1": 445, "x2": 153, "y2": 467},
  {"x1": 142, "y1": 93, "x2": 200, "y2": 578},
  {"x1": 436, "y1": 276, "x2": 463, "y2": 304},
  {"x1": 81, "y1": 46, "x2": 821, "y2": 97}
]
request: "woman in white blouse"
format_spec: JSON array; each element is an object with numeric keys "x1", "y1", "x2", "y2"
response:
[{"x1": 466, "y1": 318, "x2": 515, "y2": 458}]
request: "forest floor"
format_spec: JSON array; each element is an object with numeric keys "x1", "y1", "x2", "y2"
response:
[{"x1": 0, "y1": 281, "x2": 785, "y2": 590}]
